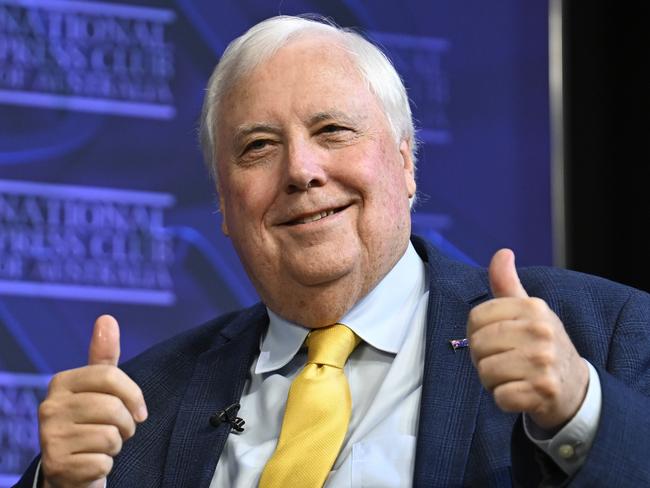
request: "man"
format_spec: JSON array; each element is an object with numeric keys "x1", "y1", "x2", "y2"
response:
[{"x1": 16, "y1": 15, "x2": 650, "y2": 488}]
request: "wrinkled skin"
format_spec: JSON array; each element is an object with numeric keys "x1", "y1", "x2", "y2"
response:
[
  {"x1": 468, "y1": 249, "x2": 589, "y2": 430},
  {"x1": 215, "y1": 36, "x2": 417, "y2": 327}
]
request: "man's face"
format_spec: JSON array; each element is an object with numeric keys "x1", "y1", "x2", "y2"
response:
[{"x1": 215, "y1": 36, "x2": 416, "y2": 326}]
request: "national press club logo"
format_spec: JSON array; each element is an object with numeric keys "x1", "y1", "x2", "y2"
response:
[
  {"x1": 0, "y1": 372, "x2": 49, "y2": 485},
  {"x1": 0, "y1": 179, "x2": 176, "y2": 305},
  {"x1": 0, "y1": 0, "x2": 176, "y2": 119}
]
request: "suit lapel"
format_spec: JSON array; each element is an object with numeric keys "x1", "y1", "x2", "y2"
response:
[
  {"x1": 412, "y1": 237, "x2": 489, "y2": 487},
  {"x1": 162, "y1": 305, "x2": 267, "y2": 488}
]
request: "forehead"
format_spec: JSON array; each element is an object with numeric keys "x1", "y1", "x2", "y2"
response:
[{"x1": 217, "y1": 37, "x2": 384, "y2": 128}]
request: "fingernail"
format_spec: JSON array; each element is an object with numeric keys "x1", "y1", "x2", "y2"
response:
[{"x1": 136, "y1": 405, "x2": 148, "y2": 422}]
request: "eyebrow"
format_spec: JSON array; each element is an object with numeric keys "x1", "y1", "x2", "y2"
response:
[
  {"x1": 307, "y1": 111, "x2": 362, "y2": 126},
  {"x1": 231, "y1": 123, "x2": 282, "y2": 153},
  {"x1": 234, "y1": 123, "x2": 282, "y2": 141},
  {"x1": 232, "y1": 110, "x2": 364, "y2": 146}
]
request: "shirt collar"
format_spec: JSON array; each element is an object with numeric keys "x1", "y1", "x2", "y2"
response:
[{"x1": 256, "y1": 242, "x2": 427, "y2": 374}]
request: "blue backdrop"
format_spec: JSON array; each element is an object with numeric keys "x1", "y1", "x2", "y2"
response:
[{"x1": 0, "y1": 0, "x2": 551, "y2": 482}]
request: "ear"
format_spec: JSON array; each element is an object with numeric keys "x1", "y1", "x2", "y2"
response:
[
  {"x1": 217, "y1": 183, "x2": 230, "y2": 236},
  {"x1": 399, "y1": 139, "x2": 417, "y2": 198}
]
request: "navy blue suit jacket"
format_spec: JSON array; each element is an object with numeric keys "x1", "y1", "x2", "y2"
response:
[{"x1": 16, "y1": 236, "x2": 650, "y2": 487}]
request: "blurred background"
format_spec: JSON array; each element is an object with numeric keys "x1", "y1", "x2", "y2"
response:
[{"x1": 0, "y1": 1, "x2": 647, "y2": 483}]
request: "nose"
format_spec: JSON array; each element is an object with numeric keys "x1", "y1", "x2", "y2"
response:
[{"x1": 283, "y1": 139, "x2": 327, "y2": 194}]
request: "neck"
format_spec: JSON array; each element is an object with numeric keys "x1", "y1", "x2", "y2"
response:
[{"x1": 260, "y1": 247, "x2": 406, "y2": 328}]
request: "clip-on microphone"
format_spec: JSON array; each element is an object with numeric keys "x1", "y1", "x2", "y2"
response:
[{"x1": 209, "y1": 403, "x2": 245, "y2": 433}]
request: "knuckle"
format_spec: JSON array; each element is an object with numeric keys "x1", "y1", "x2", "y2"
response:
[
  {"x1": 532, "y1": 375, "x2": 560, "y2": 398},
  {"x1": 98, "y1": 365, "x2": 119, "y2": 386},
  {"x1": 101, "y1": 455, "x2": 115, "y2": 477},
  {"x1": 105, "y1": 426, "x2": 124, "y2": 455},
  {"x1": 47, "y1": 373, "x2": 66, "y2": 394},
  {"x1": 468, "y1": 329, "x2": 479, "y2": 345},
  {"x1": 527, "y1": 297, "x2": 548, "y2": 314},
  {"x1": 467, "y1": 311, "x2": 480, "y2": 332},
  {"x1": 468, "y1": 334, "x2": 481, "y2": 357},
  {"x1": 123, "y1": 417, "x2": 137, "y2": 439},
  {"x1": 493, "y1": 387, "x2": 516, "y2": 412},
  {"x1": 467, "y1": 307, "x2": 480, "y2": 324},
  {"x1": 527, "y1": 347, "x2": 555, "y2": 368},
  {"x1": 526, "y1": 320, "x2": 553, "y2": 341},
  {"x1": 131, "y1": 386, "x2": 145, "y2": 408},
  {"x1": 39, "y1": 399, "x2": 59, "y2": 423},
  {"x1": 495, "y1": 391, "x2": 526, "y2": 413},
  {"x1": 469, "y1": 349, "x2": 479, "y2": 367},
  {"x1": 106, "y1": 395, "x2": 125, "y2": 419},
  {"x1": 476, "y1": 358, "x2": 491, "y2": 379},
  {"x1": 87, "y1": 456, "x2": 114, "y2": 481}
]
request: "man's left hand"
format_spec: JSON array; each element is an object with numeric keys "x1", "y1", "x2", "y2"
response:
[{"x1": 467, "y1": 249, "x2": 589, "y2": 430}]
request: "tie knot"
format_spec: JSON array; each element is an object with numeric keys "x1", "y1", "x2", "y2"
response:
[{"x1": 306, "y1": 323, "x2": 360, "y2": 369}]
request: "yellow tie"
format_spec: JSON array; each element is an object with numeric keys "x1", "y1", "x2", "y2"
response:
[{"x1": 259, "y1": 323, "x2": 361, "y2": 488}]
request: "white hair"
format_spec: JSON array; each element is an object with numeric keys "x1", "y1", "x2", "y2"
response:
[{"x1": 199, "y1": 14, "x2": 417, "y2": 182}]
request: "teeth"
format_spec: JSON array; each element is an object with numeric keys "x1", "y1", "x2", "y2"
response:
[{"x1": 295, "y1": 209, "x2": 336, "y2": 224}]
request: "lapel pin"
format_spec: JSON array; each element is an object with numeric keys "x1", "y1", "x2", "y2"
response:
[{"x1": 449, "y1": 338, "x2": 469, "y2": 350}]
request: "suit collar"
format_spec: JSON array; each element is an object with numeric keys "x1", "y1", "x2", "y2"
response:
[
  {"x1": 411, "y1": 235, "x2": 490, "y2": 486},
  {"x1": 411, "y1": 235, "x2": 489, "y2": 305},
  {"x1": 217, "y1": 303, "x2": 268, "y2": 341}
]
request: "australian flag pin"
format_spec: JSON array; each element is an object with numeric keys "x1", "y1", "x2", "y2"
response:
[{"x1": 449, "y1": 338, "x2": 470, "y2": 350}]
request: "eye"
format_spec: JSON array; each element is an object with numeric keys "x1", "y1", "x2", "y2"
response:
[
  {"x1": 319, "y1": 124, "x2": 347, "y2": 134},
  {"x1": 243, "y1": 139, "x2": 271, "y2": 154}
]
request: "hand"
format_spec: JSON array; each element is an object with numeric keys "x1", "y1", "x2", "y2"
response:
[
  {"x1": 467, "y1": 249, "x2": 589, "y2": 430},
  {"x1": 39, "y1": 315, "x2": 147, "y2": 488}
]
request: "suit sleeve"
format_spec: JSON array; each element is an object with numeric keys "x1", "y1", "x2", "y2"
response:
[
  {"x1": 512, "y1": 287, "x2": 650, "y2": 487},
  {"x1": 12, "y1": 455, "x2": 40, "y2": 488}
]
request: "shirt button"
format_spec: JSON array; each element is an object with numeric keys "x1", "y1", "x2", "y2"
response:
[{"x1": 558, "y1": 444, "x2": 575, "y2": 459}]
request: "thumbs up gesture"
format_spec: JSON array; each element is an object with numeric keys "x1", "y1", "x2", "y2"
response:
[
  {"x1": 467, "y1": 250, "x2": 589, "y2": 430},
  {"x1": 38, "y1": 315, "x2": 147, "y2": 488}
]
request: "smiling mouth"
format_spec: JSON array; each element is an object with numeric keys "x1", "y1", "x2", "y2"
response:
[{"x1": 285, "y1": 206, "x2": 348, "y2": 225}]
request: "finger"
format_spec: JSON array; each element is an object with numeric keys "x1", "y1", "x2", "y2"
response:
[
  {"x1": 476, "y1": 349, "x2": 538, "y2": 391},
  {"x1": 40, "y1": 392, "x2": 137, "y2": 441},
  {"x1": 62, "y1": 366, "x2": 147, "y2": 423},
  {"x1": 69, "y1": 424, "x2": 124, "y2": 457},
  {"x1": 43, "y1": 452, "x2": 113, "y2": 486},
  {"x1": 470, "y1": 314, "x2": 556, "y2": 360},
  {"x1": 467, "y1": 297, "x2": 539, "y2": 337},
  {"x1": 69, "y1": 392, "x2": 138, "y2": 440},
  {"x1": 88, "y1": 315, "x2": 120, "y2": 366},
  {"x1": 43, "y1": 423, "x2": 124, "y2": 457},
  {"x1": 469, "y1": 319, "x2": 526, "y2": 362},
  {"x1": 492, "y1": 380, "x2": 543, "y2": 414},
  {"x1": 489, "y1": 249, "x2": 529, "y2": 299}
]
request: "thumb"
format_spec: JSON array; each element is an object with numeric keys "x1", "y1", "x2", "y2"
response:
[
  {"x1": 88, "y1": 314, "x2": 121, "y2": 366},
  {"x1": 489, "y1": 248, "x2": 529, "y2": 298}
]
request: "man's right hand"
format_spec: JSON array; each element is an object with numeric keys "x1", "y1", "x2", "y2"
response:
[{"x1": 39, "y1": 315, "x2": 148, "y2": 488}]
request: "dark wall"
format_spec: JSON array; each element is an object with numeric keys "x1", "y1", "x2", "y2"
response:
[{"x1": 563, "y1": 2, "x2": 649, "y2": 292}]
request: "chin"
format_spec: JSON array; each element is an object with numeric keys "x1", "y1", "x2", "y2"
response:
[
  {"x1": 258, "y1": 258, "x2": 365, "y2": 327},
  {"x1": 284, "y1": 249, "x2": 359, "y2": 286},
  {"x1": 288, "y1": 263, "x2": 354, "y2": 287}
]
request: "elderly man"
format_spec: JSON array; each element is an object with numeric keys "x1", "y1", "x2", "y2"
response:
[{"x1": 16, "y1": 15, "x2": 650, "y2": 488}]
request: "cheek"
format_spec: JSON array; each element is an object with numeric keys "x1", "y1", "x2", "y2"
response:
[
  {"x1": 358, "y1": 146, "x2": 408, "y2": 203},
  {"x1": 223, "y1": 175, "x2": 275, "y2": 229}
]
